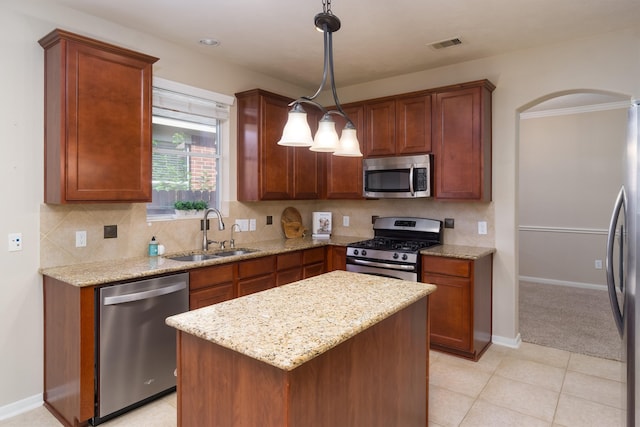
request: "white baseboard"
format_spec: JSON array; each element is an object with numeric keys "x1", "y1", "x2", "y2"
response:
[
  {"x1": 492, "y1": 333, "x2": 522, "y2": 349},
  {"x1": 0, "y1": 394, "x2": 43, "y2": 421},
  {"x1": 519, "y1": 275, "x2": 607, "y2": 291}
]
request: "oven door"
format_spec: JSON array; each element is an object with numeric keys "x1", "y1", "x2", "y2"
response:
[{"x1": 346, "y1": 260, "x2": 418, "y2": 281}]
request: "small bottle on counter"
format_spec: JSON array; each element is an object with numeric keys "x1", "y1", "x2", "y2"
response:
[{"x1": 148, "y1": 236, "x2": 159, "y2": 256}]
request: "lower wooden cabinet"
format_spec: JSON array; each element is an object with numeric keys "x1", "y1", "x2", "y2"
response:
[
  {"x1": 327, "y1": 245, "x2": 347, "y2": 271},
  {"x1": 189, "y1": 264, "x2": 235, "y2": 309},
  {"x1": 421, "y1": 254, "x2": 492, "y2": 360},
  {"x1": 238, "y1": 256, "x2": 277, "y2": 297}
]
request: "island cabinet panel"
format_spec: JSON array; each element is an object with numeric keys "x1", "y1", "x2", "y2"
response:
[
  {"x1": 39, "y1": 29, "x2": 158, "y2": 204},
  {"x1": 174, "y1": 297, "x2": 429, "y2": 427},
  {"x1": 189, "y1": 264, "x2": 235, "y2": 310},
  {"x1": 432, "y1": 80, "x2": 494, "y2": 201},
  {"x1": 422, "y1": 254, "x2": 493, "y2": 360},
  {"x1": 43, "y1": 276, "x2": 95, "y2": 427},
  {"x1": 324, "y1": 103, "x2": 365, "y2": 199}
]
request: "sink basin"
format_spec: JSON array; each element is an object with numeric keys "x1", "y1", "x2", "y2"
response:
[
  {"x1": 215, "y1": 249, "x2": 260, "y2": 257},
  {"x1": 167, "y1": 254, "x2": 220, "y2": 262}
]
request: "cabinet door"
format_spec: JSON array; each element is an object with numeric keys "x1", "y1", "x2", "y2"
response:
[
  {"x1": 260, "y1": 95, "x2": 294, "y2": 200},
  {"x1": 327, "y1": 246, "x2": 347, "y2": 271},
  {"x1": 293, "y1": 114, "x2": 322, "y2": 199},
  {"x1": 364, "y1": 99, "x2": 396, "y2": 157},
  {"x1": 40, "y1": 30, "x2": 157, "y2": 203},
  {"x1": 423, "y1": 274, "x2": 472, "y2": 352},
  {"x1": 324, "y1": 104, "x2": 365, "y2": 199},
  {"x1": 433, "y1": 84, "x2": 492, "y2": 201},
  {"x1": 396, "y1": 93, "x2": 432, "y2": 155}
]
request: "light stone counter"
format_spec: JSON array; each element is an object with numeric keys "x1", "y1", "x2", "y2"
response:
[
  {"x1": 421, "y1": 244, "x2": 495, "y2": 260},
  {"x1": 166, "y1": 270, "x2": 436, "y2": 371},
  {"x1": 39, "y1": 235, "x2": 367, "y2": 287}
]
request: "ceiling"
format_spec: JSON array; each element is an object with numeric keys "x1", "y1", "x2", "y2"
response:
[{"x1": 48, "y1": 0, "x2": 639, "y2": 91}]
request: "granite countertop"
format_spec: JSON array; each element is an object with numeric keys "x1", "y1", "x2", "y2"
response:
[
  {"x1": 165, "y1": 270, "x2": 436, "y2": 371},
  {"x1": 421, "y1": 244, "x2": 495, "y2": 260},
  {"x1": 39, "y1": 236, "x2": 367, "y2": 287}
]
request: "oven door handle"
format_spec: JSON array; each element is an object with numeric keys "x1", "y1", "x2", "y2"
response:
[{"x1": 348, "y1": 258, "x2": 416, "y2": 271}]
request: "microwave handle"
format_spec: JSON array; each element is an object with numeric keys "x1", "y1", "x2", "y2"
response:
[{"x1": 409, "y1": 165, "x2": 415, "y2": 196}]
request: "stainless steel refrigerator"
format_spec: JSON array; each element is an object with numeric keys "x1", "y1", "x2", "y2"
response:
[{"x1": 607, "y1": 100, "x2": 639, "y2": 426}]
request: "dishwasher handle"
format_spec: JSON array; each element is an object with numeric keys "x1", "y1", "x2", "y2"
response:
[{"x1": 103, "y1": 281, "x2": 187, "y2": 306}]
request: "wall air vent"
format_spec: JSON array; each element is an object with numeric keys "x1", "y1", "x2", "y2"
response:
[{"x1": 428, "y1": 38, "x2": 462, "y2": 50}]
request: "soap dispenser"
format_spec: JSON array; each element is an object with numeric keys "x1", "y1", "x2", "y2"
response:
[{"x1": 148, "y1": 236, "x2": 159, "y2": 256}]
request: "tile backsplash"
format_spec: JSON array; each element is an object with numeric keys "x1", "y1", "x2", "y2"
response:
[{"x1": 40, "y1": 199, "x2": 494, "y2": 268}]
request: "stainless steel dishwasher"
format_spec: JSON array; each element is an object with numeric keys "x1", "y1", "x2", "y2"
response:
[{"x1": 94, "y1": 273, "x2": 188, "y2": 425}]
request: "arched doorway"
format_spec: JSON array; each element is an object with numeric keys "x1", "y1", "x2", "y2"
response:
[{"x1": 517, "y1": 90, "x2": 630, "y2": 360}]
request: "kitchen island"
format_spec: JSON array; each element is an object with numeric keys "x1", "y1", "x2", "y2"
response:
[{"x1": 166, "y1": 270, "x2": 436, "y2": 427}]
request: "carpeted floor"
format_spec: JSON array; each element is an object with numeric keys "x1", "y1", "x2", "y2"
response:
[{"x1": 519, "y1": 281, "x2": 622, "y2": 361}]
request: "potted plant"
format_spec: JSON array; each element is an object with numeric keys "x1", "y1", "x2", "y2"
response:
[
  {"x1": 174, "y1": 201, "x2": 194, "y2": 216},
  {"x1": 193, "y1": 200, "x2": 208, "y2": 213}
]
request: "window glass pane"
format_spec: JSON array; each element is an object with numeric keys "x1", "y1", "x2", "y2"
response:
[{"x1": 147, "y1": 108, "x2": 221, "y2": 218}]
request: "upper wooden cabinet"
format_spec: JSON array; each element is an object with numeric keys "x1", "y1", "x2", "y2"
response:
[
  {"x1": 432, "y1": 80, "x2": 494, "y2": 201},
  {"x1": 39, "y1": 29, "x2": 158, "y2": 204},
  {"x1": 364, "y1": 92, "x2": 432, "y2": 158},
  {"x1": 236, "y1": 89, "x2": 322, "y2": 201},
  {"x1": 324, "y1": 103, "x2": 365, "y2": 199}
]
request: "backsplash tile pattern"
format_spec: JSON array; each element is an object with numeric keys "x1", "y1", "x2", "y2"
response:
[{"x1": 40, "y1": 200, "x2": 494, "y2": 269}]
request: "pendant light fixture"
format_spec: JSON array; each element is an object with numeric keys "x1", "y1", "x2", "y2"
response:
[{"x1": 277, "y1": 0, "x2": 362, "y2": 157}]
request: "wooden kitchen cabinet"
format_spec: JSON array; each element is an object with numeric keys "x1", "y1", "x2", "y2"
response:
[
  {"x1": 236, "y1": 89, "x2": 322, "y2": 201},
  {"x1": 38, "y1": 29, "x2": 158, "y2": 204},
  {"x1": 327, "y1": 246, "x2": 347, "y2": 271},
  {"x1": 276, "y1": 247, "x2": 327, "y2": 285},
  {"x1": 189, "y1": 263, "x2": 235, "y2": 309},
  {"x1": 421, "y1": 254, "x2": 493, "y2": 360},
  {"x1": 237, "y1": 255, "x2": 276, "y2": 296},
  {"x1": 302, "y1": 247, "x2": 326, "y2": 278},
  {"x1": 324, "y1": 103, "x2": 365, "y2": 199},
  {"x1": 432, "y1": 80, "x2": 494, "y2": 201},
  {"x1": 363, "y1": 92, "x2": 432, "y2": 158}
]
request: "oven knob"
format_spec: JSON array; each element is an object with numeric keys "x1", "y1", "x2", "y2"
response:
[
  {"x1": 402, "y1": 254, "x2": 408, "y2": 261},
  {"x1": 361, "y1": 250, "x2": 367, "y2": 256},
  {"x1": 354, "y1": 249, "x2": 359, "y2": 256},
  {"x1": 393, "y1": 253, "x2": 399, "y2": 259}
]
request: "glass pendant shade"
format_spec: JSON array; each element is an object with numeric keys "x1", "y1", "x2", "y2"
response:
[
  {"x1": 310, "y1": 115, "x2": 339, "y2": 152},
  {"x1": 333, "y1": 126, "x2": 362, "y2": 157},
  {"x1": 277, "y1": 105, "x2": 313, "y2": 147}
]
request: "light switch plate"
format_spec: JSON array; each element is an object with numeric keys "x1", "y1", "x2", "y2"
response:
[
  {"x1": 76, "y1": 230, "x2": 87, "y2": 247},
  {"x1": 343, "y1": 216, "x2": 350, "y2": 227},
  {"x1": 236, "y1": 219, "x2": 249, "y2": 232},
  {"x1": 478, "y1": 221, "x2": 488, "y2": 235},
  {"x1": 8, "y1": 233, "x2": 22, "y2": 252},
  {"x1": 249, "y1": 219, "x2": 256, "y2": 231}
]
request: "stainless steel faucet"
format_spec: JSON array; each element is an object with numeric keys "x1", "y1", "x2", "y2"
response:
[
  {"x1": 202, "y1": 208, "x2": 225, "y2": 251},
  {"x1": 230, "y1": 224, "x2": 241, "y2": 248}
]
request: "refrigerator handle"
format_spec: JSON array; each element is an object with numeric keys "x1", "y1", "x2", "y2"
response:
[{"x1": 606, "y1": 186, "x2": 625, "y2": 337}]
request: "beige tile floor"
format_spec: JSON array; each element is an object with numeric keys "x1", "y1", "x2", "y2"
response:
[{"x1": 0, "y1": 343, "x2": 624, "y2": 427}]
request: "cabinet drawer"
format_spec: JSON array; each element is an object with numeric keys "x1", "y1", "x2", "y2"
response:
[
  {"x1": 303, "y1": 247, "x2": 325, "y2": 264},
  {"x1": 303, "y1": 262, "x2": 325, "y2": 279},
  {"x1": 189, "y1": 283, "x2": 234, "y2": 310},
  {"x1": 422, "y1": 256, "x2": 470, "y2": 278},
  {"x1": 238, "y1": 274, "x2": 275, "y2": 297},
  {"x1": 190, "y1": 264, "x2": 235, "y2": 291},
  {"x1": 238, "y1": 256, "x2": 276, "y2": 279},
  {"x1": 276, "y1": 268, "x2": 302, "y2": 286},
  {"x1": 277, "y1": 251, "x2": 302, "y2": 270}
]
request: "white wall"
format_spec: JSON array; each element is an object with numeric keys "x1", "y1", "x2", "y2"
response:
[
  {"x1": 1, "y1": 0, "x2": 639, "y2": 415},
  {"x1": 519, "y1": 108, "x2": 627, "y2": 287}
]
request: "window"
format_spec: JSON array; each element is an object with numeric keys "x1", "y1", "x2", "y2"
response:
[{"x1": 147, "y1": 78, "x2": 234, "y2": 219}]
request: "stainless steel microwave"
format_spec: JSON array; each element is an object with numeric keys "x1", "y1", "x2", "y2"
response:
[{"x1": 363, "y1": 154, "x2": 432, "y2": 198}]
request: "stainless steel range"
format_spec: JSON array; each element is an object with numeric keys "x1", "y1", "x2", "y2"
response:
[{"x1": 346, "y1": 217, "x2": 443, "y2": 281}]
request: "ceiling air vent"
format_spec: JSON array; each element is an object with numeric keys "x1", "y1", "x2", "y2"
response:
[{"x1": 428, "y1": 38, "x2": 462, "y2": 50}]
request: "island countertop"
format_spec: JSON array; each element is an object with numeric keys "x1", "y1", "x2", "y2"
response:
[{"x1": 166, "y1": 270, "x2": 437, "y2": 371}]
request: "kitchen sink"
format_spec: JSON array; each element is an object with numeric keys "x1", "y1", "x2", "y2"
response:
[
  {"x1": 215, "y1": 249, "x2": 260, "y2": 257},
  {"x1": 166, "y1": 248, "x2": 259, "y2": 262},
  {"x1": 167, "y1": 254, "x2": 221, "y2": 262}
]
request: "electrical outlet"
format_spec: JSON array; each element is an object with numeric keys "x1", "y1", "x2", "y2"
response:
[
  {"x1": 343, "y1": 216, "x2": 350, "y2": 227},
  {"x1": 8, "y1": 233, "x2": 22, "y2": 252},
  {"x1": 478, "y1": 221, "x2": 488, "y2": 235},
  {"x1": 104, "y1": 225, "x2": 117, "y2": 238},
  {"x1": 444, "y1": 218, "x2": 455, "y2": 229},
  {"x1": 249, "y1": 219, "x2": 256, "y2": 231},
  {"x1": 266, "y1": 215, "x2": 273, "y2": 225},
  {"x1": 595, "y1": 259, "x2": 603, "y2": 270},
  {"x1": 76, "y1": 230, "x2": 87, "y2": 247}
]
